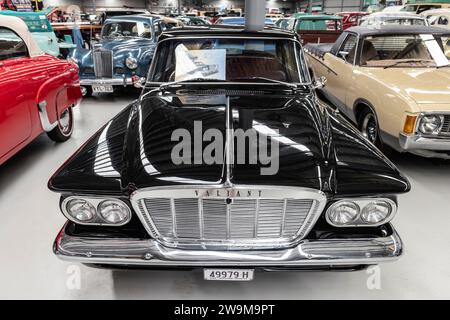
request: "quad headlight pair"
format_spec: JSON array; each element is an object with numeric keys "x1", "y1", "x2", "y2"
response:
[
  {"x1": 61, "y1": 196, "x2": 132, "y2": 226},
  {"x1": 326, "y1": 198, "x2": 396, "y2": 227}
]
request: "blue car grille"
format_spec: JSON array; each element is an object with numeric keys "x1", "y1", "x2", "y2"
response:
[{"x1": 93, "y1": 50, "x2": 113, "y2": 78}]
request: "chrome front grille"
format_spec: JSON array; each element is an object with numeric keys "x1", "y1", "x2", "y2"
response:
[
  {"x1": 93, "y1": 50, "x2": 113, "y2": 78},
  {"x1": 440, "y1": 115, "x2": 450, "y2": 136},
  {"x1": 132, "y1": 187, "x2": 326, "y2": 249}
]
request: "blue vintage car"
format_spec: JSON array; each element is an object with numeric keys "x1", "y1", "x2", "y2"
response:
[{"x1": 69, "y1": 15, "x2": 175, "y2": 97}]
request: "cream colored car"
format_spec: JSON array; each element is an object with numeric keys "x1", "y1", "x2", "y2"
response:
[{"x1": 305, "y1": 26, "x2": 450, "y2": 158}]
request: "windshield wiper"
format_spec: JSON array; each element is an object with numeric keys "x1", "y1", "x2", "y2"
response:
[
  {"x1": 158, "y1": 78, "x2": 228, "y2": 91},
  {"x1": 383, "y1": 59, "x2": 435, "y2": 69},
  {"x1": 229, "y1": 76, "x2": 298, "y2": 89}
]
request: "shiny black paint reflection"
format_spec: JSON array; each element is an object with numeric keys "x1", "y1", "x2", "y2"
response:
[{"x1": 49, "y1": 85, "x2": 410, "y2": 197}]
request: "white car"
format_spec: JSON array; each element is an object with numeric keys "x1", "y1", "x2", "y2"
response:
[
  {"x1": 360, "y1": 11, "x2": 429, "y2": 27},
  {"x1": 422, "y1": 9, "x2": 450, "y2": 29}
]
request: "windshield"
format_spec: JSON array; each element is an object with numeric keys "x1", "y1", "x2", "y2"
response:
[
  {"x1": 297, "y1": 19, "x2": 341, "y2": 31},
  {"x1": 102, "y1": 21, "x2": 151, "y2": 39},
  {"x1": 149, "y1": 38, "x2": 308, "y2": 83},
  {"x1": 361, "y1": 34, "x2": 450, "y2": 67}
]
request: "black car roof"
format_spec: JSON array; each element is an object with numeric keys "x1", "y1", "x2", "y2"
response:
[
  {"x1": 347, "y1": 25, "x2": 450, "y2": 36},
  {"x1": 158, "y1": 25, "x2": 297, "y2": 40}
]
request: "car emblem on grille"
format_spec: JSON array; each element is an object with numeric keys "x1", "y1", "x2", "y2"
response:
[{"x1": 194, "y1": 188, "x2": 263, "y2": 198}]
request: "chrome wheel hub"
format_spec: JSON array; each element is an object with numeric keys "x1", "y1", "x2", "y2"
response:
[
  {"x1": 59, "y1": 109, "x2": 71, "y2": 134},
  {"x1": 362, "y1": 114, "x2": 378, "y2": 143}
]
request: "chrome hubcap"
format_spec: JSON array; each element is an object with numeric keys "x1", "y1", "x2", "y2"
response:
[
  {"x1": 362, "y1": 113, "x2": 378, "y2": 143},
  {"x1": 59, "y1": 109, "x2": 71, "y2": 134}
]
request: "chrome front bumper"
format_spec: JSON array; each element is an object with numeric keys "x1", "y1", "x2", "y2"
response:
[
  {"x1": 53, "y1": 224, "x2": 403, "y2": 268},
  {"x1": 80, "y1": 77, "x2": 133, "y2": 87},
  {"x1": 399, "y1": 133, "x2": 450, "y2": 158}
]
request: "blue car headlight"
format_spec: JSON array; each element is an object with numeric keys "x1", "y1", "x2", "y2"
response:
[{"x1": 126, "y1": 57, "x2": 138, "y2": 70}]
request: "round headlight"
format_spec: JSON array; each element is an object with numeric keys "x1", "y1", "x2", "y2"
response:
[
  {"x1": 419, "y1": 115, "x2": 443, "y2": 135},
  {"x1": 98, "y1": 200, "x2": 131, "y2": 225},
  {"x1": 125, "y1": 57, "x2": 138, "y2": 70},
  {"x1": 361, "y1": 201, "x2": 392, "y2": 224},
  {"x1": 327, "y1": 201, "x2": 359, "y2": 226},
  {"x1": 66, "y1": 199, "x2": 96, "y2": 222}
]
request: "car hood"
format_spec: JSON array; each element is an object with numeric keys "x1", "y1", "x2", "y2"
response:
[
  {"x1": 48, "y1": 88, "x2": 409, "y2": 197},
  {"x1": 123, "y1": 90, "x2": 331, "y2": 191},
  {"x1": 367, "y1": 67, "x2": 450, "y2": 106}
]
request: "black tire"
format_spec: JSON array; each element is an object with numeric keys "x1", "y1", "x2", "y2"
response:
[
  {"x1": 358, "y1": 108, "x2": 393, "y2": 156},
  {"x1": 47, "y1": 107, "x2": 74, "y2": 142},
  {"x1": 83, "y1": 86, "x2": 93, "y2": 97}
]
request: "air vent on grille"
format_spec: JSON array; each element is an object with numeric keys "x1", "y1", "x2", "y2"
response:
[
  {"x1": 132, "y1": 187, "x2": 325, "y2": 250},
  {"x1": 93, "y1": 50, "x2": 113, "y2": 78},
  {"x1": 440, "y1": 115, "x2": 450, "y2": 136}
]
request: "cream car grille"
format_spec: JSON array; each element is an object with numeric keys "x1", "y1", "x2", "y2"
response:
[
  {"x1": 93, "y1": 50, "x2": 113, "y2": 78},
  {"x1": 131, "y1": 187, "x2": 326, "y2": 249}
]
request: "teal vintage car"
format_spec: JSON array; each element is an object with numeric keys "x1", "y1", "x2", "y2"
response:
[{"x1": 0, "y1": 10, "x2": 75, "y2": 57}]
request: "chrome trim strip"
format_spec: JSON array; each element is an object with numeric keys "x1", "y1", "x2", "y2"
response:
[
  {"x1": 54, "y1": 224, "x2": 403, "y2": 266},
  {"x1": 80, "y1": 78, "x2": 133, "y2": 86},
  {"x1": 38, "y1": 101, "x2": 58, "y2": 132},
  {"x1": 225, "y1": 96, "x2": 233, "y2": 185}
]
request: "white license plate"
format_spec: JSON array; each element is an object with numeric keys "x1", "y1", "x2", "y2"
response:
[
  {"x1": 204, "y1": 268, "x2": 254, "y2": 281},
  {"x1": 92, "y1": 85, "x2": 113, "y2": 93}
]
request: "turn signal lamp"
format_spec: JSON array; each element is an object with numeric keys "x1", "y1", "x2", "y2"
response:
[{"x1": 403, "y1": 115, "x2": 417, "y2": 134}]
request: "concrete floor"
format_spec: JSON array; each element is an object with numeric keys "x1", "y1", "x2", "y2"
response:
[{"x1": 1, "y1": 94, "x2": 449, "y2": 299}]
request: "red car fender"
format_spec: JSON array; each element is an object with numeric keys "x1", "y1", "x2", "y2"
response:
[{"x1": 35, "y1": 68, "x2": 79, "y2": 126}]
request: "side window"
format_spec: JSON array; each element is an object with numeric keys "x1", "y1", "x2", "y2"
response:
[
  {"x1": 438, "y1": 16, "x2": 449, "y2": 25},
  {"x1": 153, "y1": 21, "x2": 162, "y2": 38},
  {"x1": 0, "y1": 27, "x2": 28, "y2": 61},
  {"x1": 141, "y1": 23, "x2": 152, "y2": 39},
  {"x1": 338, "y1": 34, "x2": 357, "y2": 63}
]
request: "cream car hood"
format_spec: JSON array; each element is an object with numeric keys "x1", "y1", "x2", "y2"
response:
[{"x1": 364, "y1": 67, "x2": 450, "y2": 108}]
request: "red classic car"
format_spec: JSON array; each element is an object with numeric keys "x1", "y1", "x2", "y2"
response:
[
  {"x1": 0, "y1": 15, "x2": 82, "y2": 165},
  {"x1": 336, "y1": 12, "x2": 369, "y2": 29}
]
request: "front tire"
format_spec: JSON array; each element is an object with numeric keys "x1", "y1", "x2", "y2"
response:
[
  {"x1": 359, "y1": 109, "x2": 380, "y2": 146},
  {"x1": 47, "y1": 107, "x2": 74, "y2": 142}
]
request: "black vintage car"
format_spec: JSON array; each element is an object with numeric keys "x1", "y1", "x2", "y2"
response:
[{"x1": 50, "y1": 26, "x2": 410, "y2": 280}]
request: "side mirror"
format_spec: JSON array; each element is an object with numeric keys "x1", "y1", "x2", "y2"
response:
[
  {"x1": 338, "y1": 50, "x2": 349, "y2": 61},
  {"x1": 313, "y1": 76, "x2": 327, "y2": 90}
]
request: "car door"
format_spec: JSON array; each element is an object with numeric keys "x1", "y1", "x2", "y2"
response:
[
  {"x1": 322, "y1": 33, "x2": 358, "y2": 117},
  {"x1": 0, "y1": 26, "x2": 32, "y2": 158}
]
